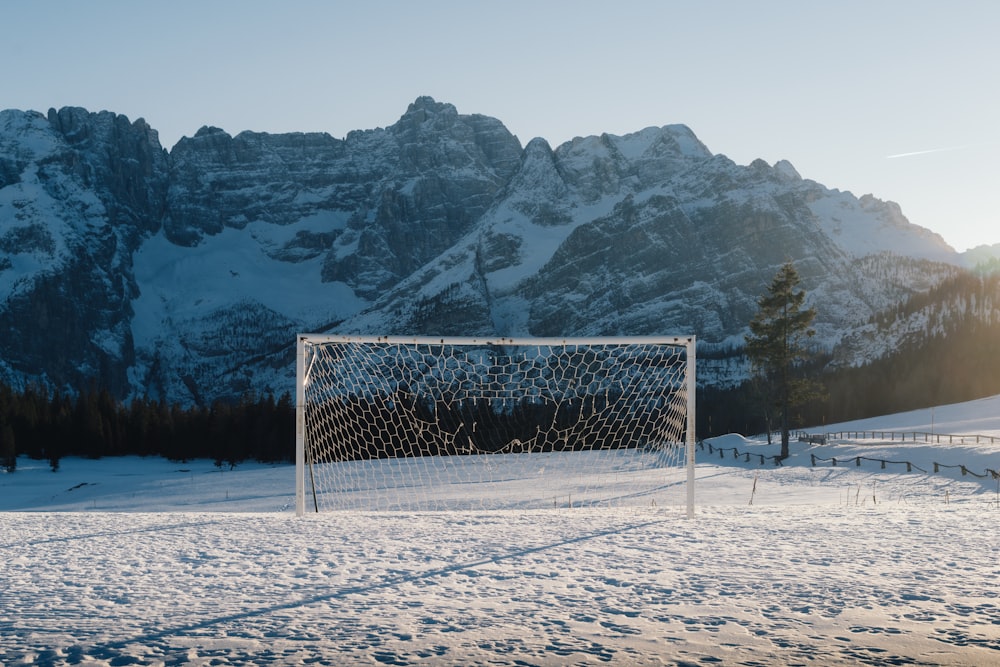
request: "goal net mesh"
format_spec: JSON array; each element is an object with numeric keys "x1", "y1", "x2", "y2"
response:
[{"x1": 297, "y1": 336, "x2": 694, "y2": 512}]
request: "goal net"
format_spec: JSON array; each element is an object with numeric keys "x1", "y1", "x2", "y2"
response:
[{"x1": 295, "y1": 335, "x2": 696, "y2": 515}]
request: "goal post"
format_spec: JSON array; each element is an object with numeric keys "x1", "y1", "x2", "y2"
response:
[{"x1": 296, "y1": 335, "x2": 696, "y2": 516}]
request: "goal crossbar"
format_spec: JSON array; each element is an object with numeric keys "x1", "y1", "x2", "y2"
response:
[
  {"x1": 298, "y1": 334, "x2": 695, "y2": 348},
  {"x1": 295, "y1": 334, "x2": 696, "y2": 516}
]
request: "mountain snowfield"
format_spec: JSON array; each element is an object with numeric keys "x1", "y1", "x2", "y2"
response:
[{"x1": 2, "y1": 395, "x2": 998, "y2": 665}]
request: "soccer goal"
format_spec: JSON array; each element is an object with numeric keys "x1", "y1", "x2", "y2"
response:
[{"x1": 295, "y1": 335, "x2": 696, "y2": 516}]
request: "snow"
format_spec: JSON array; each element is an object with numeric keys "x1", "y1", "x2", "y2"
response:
[
  {"x1": 482, "y1": 195, "x2": 623, "y2": 292},
  {"x1": 609, "y1": 127, "x2": 664, "y2": 160},
  {"x1": 2, "y1": 396, "x2": 999, "y2": 665},
  {"x1": 0, "y1": 109, "x2": 60, "y2": 158},
  {"x1": 483, "y1": 217, "x2": 575, "y2": 290},
  {"x1": 130, "y1": 219, "x2": 365, "y2": 349},
  {"x1": 0, "y1": 162, "x2": 101, "y2": 298},
  {"x1": 807, "y1": 191, "x2": 955, "y2": 263},
  {"x1": 617, "y1": 125, "x2": 710, "y2": 161}
]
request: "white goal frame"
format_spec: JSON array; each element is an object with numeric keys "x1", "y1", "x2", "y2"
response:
[{"x1": 295, "y1": 335, "x2": 696, "y2": 516}]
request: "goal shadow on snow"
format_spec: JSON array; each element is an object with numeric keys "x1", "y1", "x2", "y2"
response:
[{"x1": 86, "y1": 515, "x2": 670, "y2": 657}]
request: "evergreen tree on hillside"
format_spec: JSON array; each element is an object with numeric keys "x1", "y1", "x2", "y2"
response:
[{"x1": 745, "y1": 261, "x2": 820, "y2": 460}]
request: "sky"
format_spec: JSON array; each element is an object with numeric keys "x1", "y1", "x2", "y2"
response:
[{"x1": 2, "y1": 1, "x2": 997, "y2": 252}]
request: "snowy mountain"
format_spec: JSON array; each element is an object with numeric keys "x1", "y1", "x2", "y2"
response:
[{"x1": 0, "y1": 97, "x2": 983, "y2": 404}]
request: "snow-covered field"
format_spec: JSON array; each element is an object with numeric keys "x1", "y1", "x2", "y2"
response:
[{"x1": 2, "y1": 396, "x2": 999, "y2": 666}]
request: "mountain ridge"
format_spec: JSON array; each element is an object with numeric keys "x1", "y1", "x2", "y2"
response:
[{"x1": 0, "y1": 97, "x2": 992, "y2": 405}]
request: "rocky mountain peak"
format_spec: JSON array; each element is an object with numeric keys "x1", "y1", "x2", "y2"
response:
[
  {"x1": 400, "y1": 96, "x2": 458, "y2": 123},
  {"x1": 193, "y1": 125, "x2": 229, "y2": 138},
  {"x1": 0, "y1": 98, "x2": 974, "y2": 404}
]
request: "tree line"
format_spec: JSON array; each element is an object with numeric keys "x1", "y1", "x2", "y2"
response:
[
  {"x1": 3, "y1": 263, "x2": 998, "y2": 472},
  {"x1": 0, "y1": 385, "x2": 294, "y2": 472}
]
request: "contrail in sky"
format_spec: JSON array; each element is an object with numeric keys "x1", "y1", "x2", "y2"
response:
[{"x1": 885, "y1": 145, "x2": 967, "y2": 159}]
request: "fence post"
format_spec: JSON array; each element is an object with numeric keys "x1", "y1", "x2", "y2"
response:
[
  {"x1": 856, "y1": 456, "x2": 861, "y2": 467},
  {"x1": 811, "y1": 454, "x2": 816, "y2": 466},
  {"x1": 934, "y1": 462, "x2": 939, "y2": 473}
]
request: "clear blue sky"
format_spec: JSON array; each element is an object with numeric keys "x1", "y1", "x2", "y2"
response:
[{"x1": 3, "y1": 0, "x2": 997, "y2": 251}]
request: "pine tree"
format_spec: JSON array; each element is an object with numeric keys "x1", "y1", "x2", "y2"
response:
[
  {"x1": 1, "y1": 420, "x2": 16, "y2": 472},
  {"x1": 745, "y1": 261, "x2": 819, "y2": 460}
]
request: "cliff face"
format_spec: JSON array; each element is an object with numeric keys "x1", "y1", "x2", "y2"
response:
[
  {"x1": 164, "y1": 98, "x2": 523, "y2": 300},
  {"x1": 0, "y1": 108, "x2": 168, "y2": 394},
  {"x1": 337, "y1": 125, "x2": 956, "y2": 362},
  {"x1": 0, "y1": 98, "x2": 965, "y2": 404}
]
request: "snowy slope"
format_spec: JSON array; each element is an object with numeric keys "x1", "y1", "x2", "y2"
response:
[{"x1": 2, "y1": 396, "x2": 999, "y2": 665}]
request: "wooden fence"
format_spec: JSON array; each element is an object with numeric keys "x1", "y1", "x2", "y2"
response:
[
  {"x1": 793, "y1": 431, "x2": 999, "y2": 480},
  {"x1": 814, "y1": 430, "x2": 999, "y2": 445}
]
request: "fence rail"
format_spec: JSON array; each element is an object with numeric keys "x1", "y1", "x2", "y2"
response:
[
  {"x1": 815, "y1": 430, "x2": 999, "y2": 445},
  {"x1": 697, "y1": 433, "x2": 999, "y2": 482},
  {"x1": 698, "y1": 440, "x2": 785, "y2": 466},
  {"x1": 793, "y1": 431, "x2": 999, "y2": 481}
]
